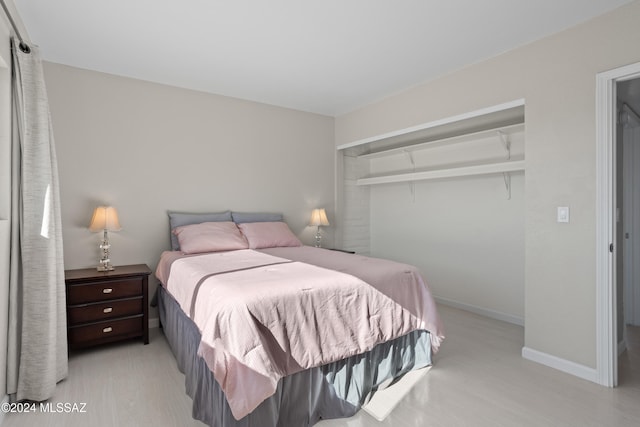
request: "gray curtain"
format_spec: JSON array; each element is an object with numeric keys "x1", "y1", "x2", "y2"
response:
[{"x1": 7, "y1": 38, "x2": 68, "y2": 402}]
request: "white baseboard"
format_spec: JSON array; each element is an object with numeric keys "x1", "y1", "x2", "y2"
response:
[
  {"x1": 522, "y1": 347, "x2": 598, "y2": 384},
  {"x1": 618, "y1": 339, "x2": 627, "y2": 357},
  {"x1": 434, "y1": 296, "x2": 524, "y2": 326},
  {"x1": 149, "y1": 317, "x2": 160, "y2": 329}
]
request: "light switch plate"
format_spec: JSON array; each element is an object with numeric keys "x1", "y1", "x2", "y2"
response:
[{"x1": 557, "y1": 206, "x2": 570, "y2": 223}]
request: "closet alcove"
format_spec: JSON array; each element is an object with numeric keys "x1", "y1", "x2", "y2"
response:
[{"x1": 336, "y1": 100, "x2": 526, "y2": 326}]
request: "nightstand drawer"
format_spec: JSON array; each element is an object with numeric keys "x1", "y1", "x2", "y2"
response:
[
  {"x1": 67, "y1": 297, "x2": 143, "y2": 325},
  {"x1": 67, "y1": 278, "x2": 142, "y2": 304},
  {"x1": 68, "y1": 316, "x2": 143, "y2": 347}
]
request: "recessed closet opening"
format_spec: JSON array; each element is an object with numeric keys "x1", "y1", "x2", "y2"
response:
[{"x1": 337, "y1": 100, "x2": 526, "y2": 327}]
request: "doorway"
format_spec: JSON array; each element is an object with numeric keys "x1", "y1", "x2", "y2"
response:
[
  {"x1": 617, "y1": 79, "x2": 640, "y2": 386},
  {"x1": 596, "y1": 62, "x2": 640, "y2": 388}
]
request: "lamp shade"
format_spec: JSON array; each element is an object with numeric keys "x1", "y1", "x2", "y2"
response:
[
  {"x1": 309, "y1": 208, "x2": 329, "y2": 227},
  {"x1": 89, "y1": 206, "x2": 122, "y2": 232}
]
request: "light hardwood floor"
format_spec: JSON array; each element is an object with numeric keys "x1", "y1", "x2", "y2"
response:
[{"x1": 2, "y1": 305, "x2": 639, "y2": 427}]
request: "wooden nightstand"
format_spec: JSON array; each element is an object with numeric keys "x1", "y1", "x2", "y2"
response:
[{"x1": 65, "y1": 264, "x2": 151, "y2": 349}]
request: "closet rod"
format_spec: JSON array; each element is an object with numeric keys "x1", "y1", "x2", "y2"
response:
[{"x1": 0, "y1": 0, "x2": 30, "y2": 53}]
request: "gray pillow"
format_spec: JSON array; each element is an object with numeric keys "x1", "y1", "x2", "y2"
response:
[
  {"x1": 168, "y1": 210, "x2": 233, "y2": 250},
  {"x1": 231, "y1": 211, "x2": 284, "y2": 224}
]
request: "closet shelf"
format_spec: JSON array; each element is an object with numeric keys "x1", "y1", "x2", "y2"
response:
[
  {"x1": 356, "y1": 160, "x2": 525, "y2": 186},
  {"x1": 359, "y1": 123, "x2": 524, "y2": 160},
  {"x1": 337, "y1": 99, "x2": 525, "y2": 151}
]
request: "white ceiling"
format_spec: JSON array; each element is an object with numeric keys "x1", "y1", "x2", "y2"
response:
[{"x1": 14, "y1": 0, "x2": 633, "y2": 116}]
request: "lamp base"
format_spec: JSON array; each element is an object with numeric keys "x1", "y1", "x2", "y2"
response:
[
  {"x1": 314, "y1": 227, "x2": 323, "y2": 248},
  {"x1": 97, "y1": 229, "x2": 115, "y2": 271}
]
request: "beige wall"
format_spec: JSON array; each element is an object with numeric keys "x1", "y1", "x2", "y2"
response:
[
  {"x1": 44, "y1": 63, "x2": 335, "y2": 320},
  {"x1": 335, "y1": 1, "x2": 640, "y2": 369}
]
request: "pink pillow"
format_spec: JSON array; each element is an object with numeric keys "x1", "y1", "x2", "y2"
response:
[
  {"x1": 237, "y1": 221, "x2": 302, "y2": 249},
  {"x1": 172, "y1": 221, "x2": 248, "y2": 254}
]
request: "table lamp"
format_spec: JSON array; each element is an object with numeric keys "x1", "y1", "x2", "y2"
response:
[
  {"x1": 309, "y1": 208, "x2": 329, "y2": 248},
  {"x1": 89, "y1": 206, "x2": 121, "y2": 271}
]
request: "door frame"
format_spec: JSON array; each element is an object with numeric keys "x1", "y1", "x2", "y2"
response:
[{"x1": 596, "y1": 61, "x2": 640, "y2": 387}]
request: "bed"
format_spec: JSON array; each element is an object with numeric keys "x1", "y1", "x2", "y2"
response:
[{"x1": 155, "y1": 211, "x2": 444, "y2": 427}]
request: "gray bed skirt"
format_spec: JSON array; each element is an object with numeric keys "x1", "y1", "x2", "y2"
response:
[{"x1": 157, "y1": 285, "x2": 432, "y2": 427}]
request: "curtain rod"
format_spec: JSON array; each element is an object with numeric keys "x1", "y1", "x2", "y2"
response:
[{"x1": 0, "y1": 0, "x2": 30, "y2": 53}]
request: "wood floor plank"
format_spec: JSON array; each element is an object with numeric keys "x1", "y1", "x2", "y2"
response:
[
  {"x1": 2, "y1": 305, "x2": 638, "y2": 427},
  {"x1": 317, "y1": 306, "x2": 640, "y2": 427}
]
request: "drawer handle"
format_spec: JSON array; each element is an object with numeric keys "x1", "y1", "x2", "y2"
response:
[
  {"x1": 103, "y1": 307, "x2": 113, "y2": 314},
  {"x1": 103, "y1": 327, "x2": 113, "y2": 333},
  {"x1": 102, "y1": 288, "x2": 113, "y2": 294}
]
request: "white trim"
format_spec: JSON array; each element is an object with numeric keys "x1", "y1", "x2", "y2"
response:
[
  {"x1": 435, "y1": 296, "x2": 524, "y2": 326},
  {"x1": 595, "y1": 68, "x2": 617, "y2": 387},
  {"x1": 336, "y1": 99, "x2": 526, "y2": 151},
  {"x1": 595, "y1": 61, "x2": 640, "y2": 388},
  {"x1": 522, "y1": 347, "x2": 598, "y2": 384}
]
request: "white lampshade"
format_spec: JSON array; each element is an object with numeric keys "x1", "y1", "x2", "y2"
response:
[
  {"x1": 89, "y1": 206, "x2": 122, "y2": 232},
  {"x1": 309, "y1": 208, "x2": 329, "y2": 227}
]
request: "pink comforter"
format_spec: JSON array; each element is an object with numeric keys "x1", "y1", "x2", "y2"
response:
[{"x1": 156, "y1": 247, "x2": 443, "y2": 420}]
